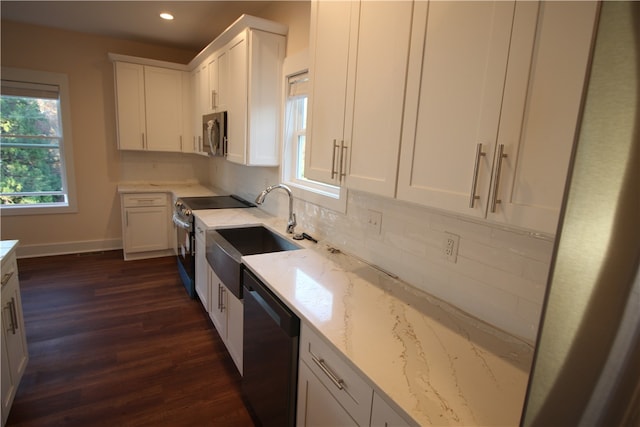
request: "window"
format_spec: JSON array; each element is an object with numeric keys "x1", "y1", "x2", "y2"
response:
[
  {"x1": 1, "y1": 67, "x2": 76, "y2": 215},
  {"x1": 282, "y1": 52, "x2": 346, "y2": 213}
]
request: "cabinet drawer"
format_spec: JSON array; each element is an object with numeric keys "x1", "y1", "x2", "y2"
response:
[
  {"x1": 122, "y1": 193, "x2": 167, "y2": 207},
  {"x1": 300, "y1": 323, "x2": 373, "y2": 426}
]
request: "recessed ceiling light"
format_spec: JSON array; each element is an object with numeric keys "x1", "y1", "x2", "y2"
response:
[{"x1": 160, "y1": 12, "x2": 174, "y2": 20}]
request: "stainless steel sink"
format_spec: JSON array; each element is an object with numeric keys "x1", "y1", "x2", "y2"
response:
[{"x1": 206, "y1": 225, "x2": 301, "y2": 299}]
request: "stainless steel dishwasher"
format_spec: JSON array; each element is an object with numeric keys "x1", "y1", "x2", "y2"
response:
[{"x1": 242, "y1": 268, "x2": 300, "y2": 427}]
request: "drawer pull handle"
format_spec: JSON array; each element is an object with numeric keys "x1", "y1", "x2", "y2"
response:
[
  {"x1": 1, "y1": 271, "x2": 14, "y2": 286},
  {"x1": 312, "y1": 354, "x2": 344, "y2": 390}
]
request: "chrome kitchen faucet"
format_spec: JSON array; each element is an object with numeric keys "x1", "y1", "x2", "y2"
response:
[{"x1": 255, "y1": 184, "x2": 297, "y2": 234}]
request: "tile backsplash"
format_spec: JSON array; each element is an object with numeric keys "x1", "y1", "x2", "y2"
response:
[{"x1": 211, "y1": 158, "x2": 553, "y2": 344}]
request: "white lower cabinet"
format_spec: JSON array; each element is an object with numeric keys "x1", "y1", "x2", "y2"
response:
[
  {"x1": 1, "y1": 245, "x2": 28, "y2": 426},
  {"x1": 207, "y1": 265, "x2": 243, "y2": 374},
  {"x1": 194, "y1": 219, "x2": 208, "y2": 310},
  {"x1": 297, "y1": 361, "x2": 358, "y2": 426},
  {"x1": 121, "y1": 193, "x2": 172, "y2": 260},
  {"x1": 370, "y1": 392, "x2": 412, "y2": 427},
  {"x1": 297, "y1": 323, "x2": 415, "y2": 427}
]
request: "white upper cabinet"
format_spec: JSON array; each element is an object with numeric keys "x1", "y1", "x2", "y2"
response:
[
  {"x1": 397, "y1": 1, "x2": 520, "y2": 220},
  {"x1": 190, "y1": 63, "x2": 208, "y2": 154},
  {"x1": 114, "y1": 62, "x2": 188, "y2": 153},
  {"x1": 346, "y1": 1, "x2": 413, "y2": 197},
  {"x1": 305, "y1": 0, "x2": 414, "y2": 196},
  {"x1": 143, "y1": 66, "x2": 184, "y2": 152},
  {"x1": 305, "y1": 0, "x2": 356, "y2": 185},
  {"x1": 208, "y1": 49, "x2": 229, "y2": 114},
  {"x1": 487, "y1": 1, "x2": 598, "y2": 232},
  {"x1": 114, "y1": 62, "x2": 146, "y2": 151},
  {"x1": 225, "y1": 29, "x2": 286, "y2": 166},
  {"x1": 397, "y1": 1, "x2": 597, "y2": 234}
]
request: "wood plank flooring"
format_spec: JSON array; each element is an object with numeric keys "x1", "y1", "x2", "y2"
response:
[{"x1": 7, "y1": 251, "x2": 255, "y2": 427}]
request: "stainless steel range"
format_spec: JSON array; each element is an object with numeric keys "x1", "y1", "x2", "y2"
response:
[{"x1": 172, "y1": 195, "x2": 255, "y2": 298}]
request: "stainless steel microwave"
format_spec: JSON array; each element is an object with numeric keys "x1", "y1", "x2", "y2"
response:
[{"x1": 203, "y1": 112, "x2": 227, "y2": 156}]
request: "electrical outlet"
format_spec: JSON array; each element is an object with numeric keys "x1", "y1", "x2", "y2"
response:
[
  {"x1": 443, "y1": 232, "x2": 460, "y2": 262},
  {"x1": 366, "y1": 209, "x2": 383, "y2": 234}
]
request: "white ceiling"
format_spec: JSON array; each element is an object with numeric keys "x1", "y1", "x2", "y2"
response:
[{"x1": 1, "y1": 1, "x2": 278, "y2": 52}]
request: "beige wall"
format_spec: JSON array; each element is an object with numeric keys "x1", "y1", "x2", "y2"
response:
[
  {"x1": 0, "y1": 20, "x2": 196, "y2": 253},
  {"x1": 260, "y1": 1, "x2": 310, "y2": 56}
]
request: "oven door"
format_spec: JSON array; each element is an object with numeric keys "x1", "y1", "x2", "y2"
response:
[{"x1": 173, "y1": 212, "x2": 196, "y2": 298}]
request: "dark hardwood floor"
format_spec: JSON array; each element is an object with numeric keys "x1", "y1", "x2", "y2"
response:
[{"x1": 7, "y1": 251, "x2": 255, "y2": 427}]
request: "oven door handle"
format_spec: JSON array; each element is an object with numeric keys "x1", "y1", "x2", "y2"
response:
[{"x1": 172, "y1": 213, "x2": 191, "y2": 230}]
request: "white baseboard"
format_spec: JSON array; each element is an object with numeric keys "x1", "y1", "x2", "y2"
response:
[{"x1": 15, "y1": 238, "x2": 123, "y2": 259}]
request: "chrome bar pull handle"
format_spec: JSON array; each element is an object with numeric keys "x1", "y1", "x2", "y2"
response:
[
  {"x1": 469, "y1": 143, "x2": 486, "y2": 208},
  {"x1": 331, "y1": 139, "x2": 339, "y2": 179},
  {"x1": 340, "y1": 140, "x2": 348, "y2": 180},
  {"x1": 490, "y1": 144, "x2": 508, "y2": 213},
  {"x1": 10, "y1": 298, "x2": 18, "y2": 334},
  {"x1": 311, "y1": 355, "x2": 344, "y2": 390},
  {"x1": 4, "y1": 299, "x2": 17, "y2": 334}
]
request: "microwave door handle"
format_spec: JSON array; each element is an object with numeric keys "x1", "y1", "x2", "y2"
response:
[
  {"x1": 213, "y1": 119, "x2": 220, "y2": 154},
  {"x1": 207, "y1": 120, "x2": 216, "y2": 155}
]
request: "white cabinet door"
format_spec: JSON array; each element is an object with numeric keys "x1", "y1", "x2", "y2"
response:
[
  {"x1": 124, "y1": 206, "x2": 170, "y2": 253},
  {"x1": 370, "y1": 392, "x2": 413, "y2": 427},
  {"x1": 345, "y1": 1, "x2": 413, "y2": 197},
  {"x1": 207, "y1": 266, "x2": 243, "y2": 374},
  {"x1": 208, "y1": 266, "x2": 227, "y2": 340},
  {"x1": 209, "y1": 49, "x2": 229, "y2": 114},
  {"x1": 114, "y1": 62, "x2": 146, "y2": 150},
  {"x1": 194, "y1": 220, "x2": 208, "y2": 311},
  {"x1": 190, "y1": 67, "x2": 203, "y2": 153},
  {"x1": 226, "y1": 31, "x2": 249, "y2": 165},
  {"x1": 397, "y1": 1, "x2": 519, "y2": 219},
  {"x1": 144, "y1": 66, "x2": 184, "y2": 152},
  {"x1": 296, "y1": 361, "x2": 357, "y2": 427},
  {"x1": 1, "y1": 254, "x2": 28, "y2": 426},
  {"x1": 225, "y1": 29, "x2": 284, "y2": 166},
  {"x1": 225, "y1": 290, "x2": 243, "y2": 375},
  {"x1": 305, "y1": 0, "x2": 357, "y2": 185},
  {"x1": 488, "y1": 1, "x2": 598, "y2": 234}
]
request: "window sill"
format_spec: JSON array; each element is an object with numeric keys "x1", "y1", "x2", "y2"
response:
[
  {"x1": 285, "y1": 180, "x2": 347, "y2": 214},
  {"x1": 1, "y1": 203, "x2": 77, "y2": 216}
]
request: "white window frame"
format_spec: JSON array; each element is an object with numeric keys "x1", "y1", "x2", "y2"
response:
[
  {"x1": 281, "y1": 49, "x2": 347, "y2": 213},
  {"x1": 1, "y1": 67, "x2": 77, "y2": 215}
]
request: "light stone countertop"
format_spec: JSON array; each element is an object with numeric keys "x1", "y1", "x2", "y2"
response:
[
  {"x1": 194, "y1": 208, "x2": 534, "y2": 426},
  {"x1": 116, "y1": 182, "x2": 221, "y2": 199},
  {"x1": 0, "y1": 240, "x2": 19, "y2": 262}
]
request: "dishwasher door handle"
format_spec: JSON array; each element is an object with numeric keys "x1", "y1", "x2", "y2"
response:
[
  {"x1": 242, "y1": 269, "x2": 299, "y2": 337},
  {"x1": 248, "y1": 288, "x2": 280, "y2": 325}
]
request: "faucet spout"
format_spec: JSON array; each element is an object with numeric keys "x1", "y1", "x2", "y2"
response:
[{"x1": 255, "y1": 184, "x2": 297, "y2": 234}]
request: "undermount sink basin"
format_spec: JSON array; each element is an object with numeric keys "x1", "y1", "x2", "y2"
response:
[{"x1": 206, "y1": 226, "x2": 301, "y2": 299}]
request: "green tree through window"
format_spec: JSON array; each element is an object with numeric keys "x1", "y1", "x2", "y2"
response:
[{"x1": 1, "y1": 89, "x2": 65, "y2": 205}]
